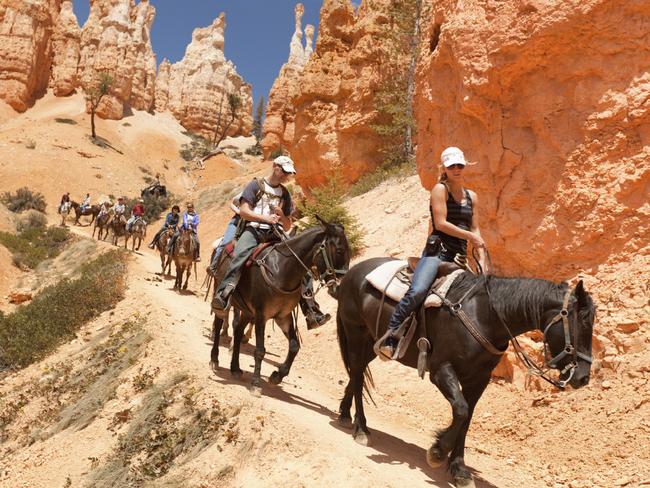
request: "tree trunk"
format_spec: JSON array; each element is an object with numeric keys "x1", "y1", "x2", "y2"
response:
[
  {"x1": 404, "y1": 0, "x2": 422, "y2": 159},
  {"x1": 215, "y1": 112, "x2": 236, "y2": 148},
  {"x1": 91, "y1": 106, "x2": 97, "y2": 139},
  {"x1": 212, "y1": 91, "x2": 227, "y2": 144}
]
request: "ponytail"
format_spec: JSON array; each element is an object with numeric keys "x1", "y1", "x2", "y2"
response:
[{"x1": 438, "y1": 165, "x2": 450, "y2": 193}]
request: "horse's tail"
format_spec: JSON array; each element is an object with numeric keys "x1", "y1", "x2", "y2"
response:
[{"x1": 337, "y1": 311, "x2": 376, "y2": 404}]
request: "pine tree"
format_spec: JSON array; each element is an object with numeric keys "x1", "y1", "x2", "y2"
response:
[
  {"x1": 372, "y1": 0, "x2": 425, "y2": 168},
  {"x1": 83, "y1": 73, "x2": 114, "y2": 140},
  {"x1": 252, "y1": 96, "x2": 265, "y2": 143}
]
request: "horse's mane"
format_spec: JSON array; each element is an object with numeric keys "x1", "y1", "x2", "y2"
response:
[{"x1": 447, "y1": 272, "x2": 569, "y2": 328}]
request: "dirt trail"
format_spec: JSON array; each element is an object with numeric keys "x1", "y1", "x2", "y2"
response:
[{"x1": 52, "y1": 224, "x2": 535, "y2": 488}]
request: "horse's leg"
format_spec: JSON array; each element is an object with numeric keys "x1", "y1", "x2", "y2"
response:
[
  {"x1": 173, "y1": 261, "x2": 180, "y2": 289},
  {"x1": 221, "y1": 307, "x2": 232, "y2": 338},
  {"x1": 210, "y1": 314, "x2": 224, "y2": 372},
  {"x1": 250, "y1": 312, "x2": 266, "y2": 397},
  {"x1": 269, "y1": 314, "x2": 299, "y2": 386},
  {"x1": 427, "y1": 362, "x2": 470, "y2": 470},
  {"x1": 183, "y1": 262, "x2": 190, "y2": 289},
  {"x1": 446, "y1": 373, "x2": 491, "y2": 487},
  {"x1": 350, "y1": 336, "x2": 375, "y2": 446},
  {"x1": 230, "y1": 313, "x2": 250, "y2": 378}
]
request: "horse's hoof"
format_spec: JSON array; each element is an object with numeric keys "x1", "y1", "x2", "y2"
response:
[
  {"x1": 338, "y1": 416, "x2": 353, "y2": 429},
  {"x1": 353, "y1": 431, "x2": 371, "y2": 447},
  {"x1": 230, "y1": 369, "x2": 243, "y2": 379},
  {"x1": 453, "y1": 476, "x2": 475, "y2": 488},
  {"x1": 269, "y1": 371, "x2": 282, "y2": 385},
  {"x1": 249, "y1": 385, "x2": 262, "y2": 397},
  {"x1": 426, "y1": 446, "x2": 447, "y2": 468},
  {"x1": 210, "y1": 361, "x2": 218, "y2": 373}
]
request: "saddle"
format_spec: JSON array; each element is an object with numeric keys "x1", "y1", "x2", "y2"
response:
[
  {"x1": 366, "y1": 259, "x2": 465, "y2": 308},
  {"x1": 223, "y1": 241, "x2": 275, "y2": 267}
]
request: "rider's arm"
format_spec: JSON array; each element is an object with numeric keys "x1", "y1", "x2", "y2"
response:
[
  {"x1": 469, "y1": 191, "x2": 488, "y2": 272},
  {"x1": 230, "y1": 195, "x2": 240, "y2": 215},
  {"x1": 431, "y1": 184, "x2": 483, "y2": 248}
]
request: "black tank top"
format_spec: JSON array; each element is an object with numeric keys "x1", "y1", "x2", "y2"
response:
[{"x1": 429, "y1": 187, "x2": 473, "y2": 257}]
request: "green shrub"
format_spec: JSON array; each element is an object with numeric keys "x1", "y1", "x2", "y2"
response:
[
  {"x1": 245, "y1": 144, "x2": 262, "y2": 156},
  {"x1": 348, "y1": 156, "x2": 416, "y2": 197},
  {"x1": 0, "y1": 250, "x2": 129, "y2": 369},
  {"x1": 0, "y1": 226, "x2": 71, "y2": 269},
  {"x1": 1, "y1": 187, "x2": 47, "y2": 213},
  {"x1": 179, "y1": 131, "x2": 214, "y2": 161},
  {"x1": 269, "y1": 147, "x2": 285, "y2": 160},
  {"x1": 16, "y1": 210, "x2": 47, "y2": 232},
  {"x1": 298, "y1": 177, "x2": 364, "y2": 256},
  {"x1": 55, "y1": 118, "x2": 77, "y2": 125}
]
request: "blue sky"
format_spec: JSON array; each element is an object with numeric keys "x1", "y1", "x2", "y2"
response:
[{"x1": 71, "y1": 0, "x2": 324, "y2": 103}]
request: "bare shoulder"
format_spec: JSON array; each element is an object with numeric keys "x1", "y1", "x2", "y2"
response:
[{"x1": 431, "y1": 183, "x2": 447, "y2": 197}]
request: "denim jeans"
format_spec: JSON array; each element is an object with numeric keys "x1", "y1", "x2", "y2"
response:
[
  {"x1": 210, "y1": 217, "x2": 239, "y2": 269},
  {"x1": 387, "y1": 255, "x2": 442, "y2": 332}
]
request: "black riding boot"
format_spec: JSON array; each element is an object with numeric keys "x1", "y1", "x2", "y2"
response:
[{"x1": 300, "y1": 287, "x2": 332, "y2": 330}]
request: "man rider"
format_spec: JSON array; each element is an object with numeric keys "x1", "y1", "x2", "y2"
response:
[
  {"x1": 209, "y1": 182, "x2": 330, "y2": 329},
  {"x1": 113, "y1": 197, "x2": 126, "y2": 224},
  {"x1": 80, "y1": 193, "x2": 91, "y2": 212},
  {"x1": 168, "y1": 203, "x2": 201, "y2": 261},
  {"x1": 148, "y1": 205, "x2": 180, "y2": 249},
  {"x1": 127, "y1": 198, "x2": 145, "y2": 232}
]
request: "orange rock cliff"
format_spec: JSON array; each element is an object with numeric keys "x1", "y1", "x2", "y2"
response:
[{"x1": 0, "y1": 0, "x2": 252, "y2": 134}]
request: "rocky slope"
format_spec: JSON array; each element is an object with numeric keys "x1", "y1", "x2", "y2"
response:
[
  {"x1": 261, "y1": 3, "x2": 314, "y2": 158},
  {"x1": 154, "y1": 13, "x2": 253, "y2": 140}
]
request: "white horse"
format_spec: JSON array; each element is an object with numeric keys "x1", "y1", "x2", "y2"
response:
[{"x1": 59, "y1": 201, "x2": 71, "y2": 226}]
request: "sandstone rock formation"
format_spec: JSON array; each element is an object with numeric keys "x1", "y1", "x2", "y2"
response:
[
  {"x1": 262, "y1": 3, "x2": 315, "y2": 158},
  {"x1": 50, "y1": 0, "x2": 80, "y2": 96},
  {"x1": 415, "y1": 0, "x2": 650, "y2": 284},
  {"x1": 154, "y1": 13, "x2": 252, "y2": 140},
  {"x1": 289, "y1": 0, "x2": 391, "y2": 189},
  {"x1": 0, "y1": 0, "x2": 61, "y2": 111},
  {"x1": 77, "y1": 0, "x2": 157, "y2": 119}
]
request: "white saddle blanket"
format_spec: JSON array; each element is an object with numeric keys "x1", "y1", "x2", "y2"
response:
[{"x1": 366, "y1": 260, "x2": 464, "y2": 308}]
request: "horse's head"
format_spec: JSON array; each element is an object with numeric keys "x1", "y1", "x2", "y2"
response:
[
  {"x1": 313, "y1": 216, "x2": 351, "y2": 297},
  {"x1": 177, "y1": 228, "x2": 194, "y2": 256},
  {"x1": 543, "y1": 280, "x2": 595, "y2": 389}
]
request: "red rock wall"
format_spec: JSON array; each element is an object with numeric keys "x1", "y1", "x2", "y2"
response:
[
  {"x1": 415, "y1": 0, "x2": 650, "y2": 281},
  {"x1": 289, "y1": 0, "x2": 390, "y2": 189}
]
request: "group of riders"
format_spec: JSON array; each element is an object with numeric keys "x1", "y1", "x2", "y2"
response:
[{"x1": 58, "y1": 145, "x2": 484, "y2": 340}]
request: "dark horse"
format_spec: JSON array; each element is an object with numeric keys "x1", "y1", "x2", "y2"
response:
[
  {"x1": 210, "y1": 221, "x2": 350, "y2": 396},
  {"x1": 172, "y1": 228, "x2": 197, "y2": 290},
  {"x1": 336, "y1": 257, "x2": 595, "y2": 487},
  {"x1": 70, "y1": 201, "x2": 100, "y2": 226}
]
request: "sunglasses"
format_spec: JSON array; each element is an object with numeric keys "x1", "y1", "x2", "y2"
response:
[
  {"x1": 447, "y1": 164, "x2": 465, "y2": 170},
  {"x1": 280, "y1": 167, "x2": 293, "y2": 175}
]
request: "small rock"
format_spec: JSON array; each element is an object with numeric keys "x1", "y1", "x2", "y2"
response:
[
  {"x1": 384, "y1": 208, "x2": 394, "y2": 214},
  {"x1": 601, "y1": 380, "x2": 612, "y2": 389}
]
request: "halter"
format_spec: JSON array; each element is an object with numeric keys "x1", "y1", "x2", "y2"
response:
[
  {"x1": 267, "y1": 225, "x2": 346, "y2": 294},
  {"x1": 489, "y1": 284, "x2": 592, "y2": 389},
  {"x1": 540, "y1": 288, "x2": 593, "y2": 386}
]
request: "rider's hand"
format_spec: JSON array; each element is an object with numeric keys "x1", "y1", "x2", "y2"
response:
[
  {"x1": 270, "y1": 204, "x2": 284, "y2": 217},
  {"x1": 469, "y1": 233, "x2": 485, "y2": 249},
  {"x1": 266, "y1": 214, "x2": 281, "y2": 225}
]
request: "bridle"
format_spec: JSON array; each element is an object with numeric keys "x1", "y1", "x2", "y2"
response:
[
  {"x1": 269, "y1": 225, "x2": 347, "y2": 294},
  {"x1": 541, "y1": 288, "x2": 593, "y2": 386},
  {"x1": 488, "y1": 283, "x2": 592, "y2": 389}
]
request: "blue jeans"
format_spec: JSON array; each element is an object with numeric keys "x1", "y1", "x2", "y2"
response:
[
  {"x1": 387, "y1": 255, "x2": 442, "y2": 332},
  {"x1": 210, "y1": 217, "x2": 239, "y2": 269}
]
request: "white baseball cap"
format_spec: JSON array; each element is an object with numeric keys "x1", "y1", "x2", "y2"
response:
[
  {"x1": 441, "y1": 147, "x2": 467, "y2": 167},
  {"x1": 274, "y1": 155, "x2": 296, "y2": 174}
]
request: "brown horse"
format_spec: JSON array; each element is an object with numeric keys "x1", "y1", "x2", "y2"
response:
[
  {"x1": 126, "y1": 217, "x2": 147, "y2": 251},
  {"x1": 111, "y1": 215, "x2": 127, "y2": 247},
  {"x1": 172, "y1": 228, "x2": 197, "y2": 290},
  {"x1": 70, "y1": 202, "x2": 100, "y2": 226},
  {"x1": 156, "y1": 227, "x2": 174, "y2": 275},
  {"x1": 92, "y1": 211, "x2": 111, "y2": 240}
]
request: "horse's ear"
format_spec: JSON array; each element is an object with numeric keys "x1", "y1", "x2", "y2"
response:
[
  {"x1": 575, "y1": 280, "x2": 587, "y2": 304},
  {"x1": 315, "y1": 215, "x2": 328, "y2": 227}
]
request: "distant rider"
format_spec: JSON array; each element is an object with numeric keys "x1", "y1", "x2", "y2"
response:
[{"x1": 148, "y1": 205, "x2": 180, "y2": 249}]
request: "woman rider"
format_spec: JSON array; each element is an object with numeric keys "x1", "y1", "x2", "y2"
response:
[{"x1": 378, "y1": 147, "x2": 487, "y2": 360}]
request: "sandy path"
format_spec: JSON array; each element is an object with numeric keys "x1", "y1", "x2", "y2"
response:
[{"x1": 64, "y1": 224, "x2": 536, "y2": 488}]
